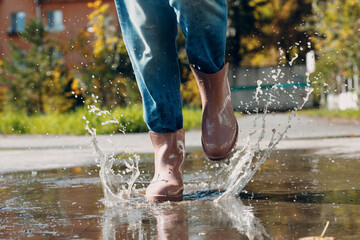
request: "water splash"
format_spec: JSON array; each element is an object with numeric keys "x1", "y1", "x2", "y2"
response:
[
  {"x1": 84, "y1": 105, "x2": 140, "y2": 206},
  {"x1": 85, "y1": 46, "x2": 314, "y2": 205},
  {"x1": 255, "y1": 80, "x2": 263, "y2": 103},
  {"x1": 214, "y1": 61, "x2": 313, "y2": 202},
  {"x1": 214, "y1": 199, "x2": 272, "y2": 240},
  {"x1": 289, "y1": 53, "x2": 299, "y2": 66}
]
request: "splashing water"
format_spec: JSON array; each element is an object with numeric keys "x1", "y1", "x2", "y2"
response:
[
  {"x1": 79, "y1": 47, "x2": 315, "y2": 240},
  {"x1": 214, "y1": 199, "x2": 272, "y2": 240},
  {"x1": 213, "y1": 56, "x2": 313, "y2": 202},
  {"x1": 84, "y1": 105, "x2": 140, "y2": 206},
  {"x1": 85, "y1": 48, "x2": 314, "y2": 205},
  {"x1": 289, "y1": 53, "x2": 299, "y2": 66},
  {"x1": 254, "y1": 80, "x2": 263, "y2": 103}
]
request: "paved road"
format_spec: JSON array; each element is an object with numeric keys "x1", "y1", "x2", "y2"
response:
[{"x1": 1, "y1": 113, "x2": 360, "y2": 173}]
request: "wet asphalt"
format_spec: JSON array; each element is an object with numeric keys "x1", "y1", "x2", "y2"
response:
[
  {"x1": 1, "y1": 113, "x2": 359, "y2": 173},
  {"x1": 1, "y1": 113, "x2": 360, "y2": 239}
]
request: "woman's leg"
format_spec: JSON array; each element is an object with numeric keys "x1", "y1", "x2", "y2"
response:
[
  {"x1": 114, "y1": 0, "x2": 183, "y2": 133},
  {"x1": 170, "y1": 0, "x2": 238, "y2": 160},
  {"x1": 169, "y1": 0, "x2": 227, "y2": 73},
  {"x1": 114, "y1": 0, "x2": 185, "y2": 202}
]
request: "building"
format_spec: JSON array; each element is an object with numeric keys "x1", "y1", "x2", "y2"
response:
[{"x1": 0, "y1": 0, "x2": 118, "y2": 61}]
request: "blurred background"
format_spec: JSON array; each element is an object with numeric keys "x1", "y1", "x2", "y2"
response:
[{"x1": 0, "y1": 0, "x2": 359, "y2": 135}]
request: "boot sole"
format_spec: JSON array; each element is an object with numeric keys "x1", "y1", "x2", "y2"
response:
[
  {"x1": 145, "y1": 194, "x2": 183, "y2": 202},
  {"x1": 203, "y1": 121, "x2": 239, "y2": 161}
]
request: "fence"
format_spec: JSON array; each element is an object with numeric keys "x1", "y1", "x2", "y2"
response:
[{"x1": 229, "y1": 64, "x2": 314, "y2": 112}]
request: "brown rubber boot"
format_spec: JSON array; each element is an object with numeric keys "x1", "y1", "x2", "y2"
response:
[
  {"x1": 145, "y1": 129, "x2": 185, "y2": 202},
  {"x1": 190, "y1": 63, "x2": 238, "y2": 160}
]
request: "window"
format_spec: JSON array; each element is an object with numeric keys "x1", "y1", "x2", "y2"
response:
[
  {"x1": 8, "y1": 12, "x2": 26, "y2": 34},
  {"x1": 46, "y1": 10, "x2": 65, "y2": 32}
]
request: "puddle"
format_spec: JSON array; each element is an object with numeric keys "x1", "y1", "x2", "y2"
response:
[{"x1": 1, "y1": 149, "x2": 360, "y2": 239}]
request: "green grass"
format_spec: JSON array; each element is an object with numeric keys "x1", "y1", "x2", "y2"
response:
[
  {"x1": 0, "y1": 105, "x2": 203, "y2": 135},
  {"x1": 299, "y1": 108, "x2": 360, "y2": 120}
]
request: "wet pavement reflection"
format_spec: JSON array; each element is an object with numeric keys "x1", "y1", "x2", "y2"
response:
[{"x1": 1, "y1": 149, "x2": 360, "y2": 239}]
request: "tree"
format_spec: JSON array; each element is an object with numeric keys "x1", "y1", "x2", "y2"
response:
[
  {"x1": 226, "y1": 0, "x2": 313, "y2": 67},
  {"x1": 226, "y1": 0, "x2": 268, "y2": 68},
  {"x1": 74, "y1": 0, "x2": 138, "y2": 109},
  {"x1": 263, "y1": 0, "x2": 313, "y2": 63},
  {"x1": 1, "y1": 20, "x2": 78, "y2": 114},
  {"x1": 0, "y1": 59, "x2": 6, "y2": 112},
  {"x1": 307, "y1": 0, "x2": 360, "y2": 101}
]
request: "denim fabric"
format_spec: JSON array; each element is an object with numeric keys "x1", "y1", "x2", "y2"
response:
[{"x1": 114, "y1": 0, "x2": 227, "y2": 133}]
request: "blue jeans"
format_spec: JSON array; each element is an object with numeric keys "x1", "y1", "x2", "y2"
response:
[{"x1": 114, "y1": 0, "x2": 227, "y2": 133}]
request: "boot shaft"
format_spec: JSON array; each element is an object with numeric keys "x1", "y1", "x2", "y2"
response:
[
  {"x1": 190, "y1": 63, "x2": 238, "y2": 160},
  {"x1": 149, "y1": 129, "x2": 185, "y2": 175}
]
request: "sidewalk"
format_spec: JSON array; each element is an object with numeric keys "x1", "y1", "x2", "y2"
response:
[{"x1": 1, "y1": 113, "x2": 360, "y2": 173}]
